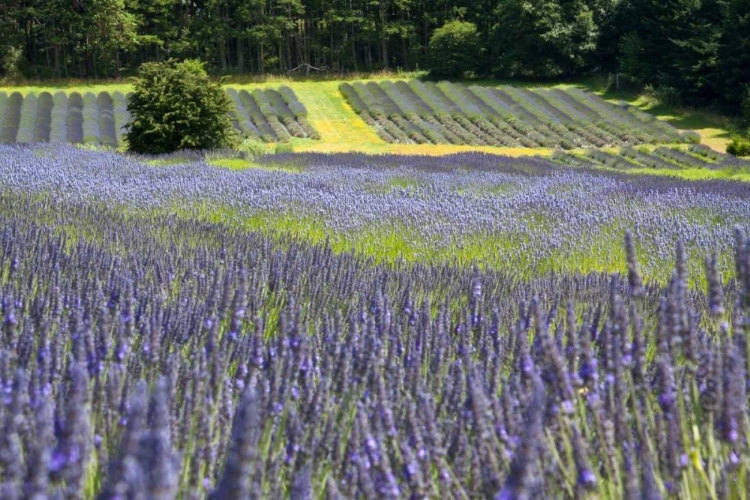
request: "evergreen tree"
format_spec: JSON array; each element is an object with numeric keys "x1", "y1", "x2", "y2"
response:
[
  {"x1": 125, "y1": 59, "x2": 237, "y2": 154},
  {"x1": 427, "y1": 20, "x2": 481, "y2": 77},
  {"x1": 715, "y1": 0, "x2": 750, "y2": 110},
  {"x1": 492, "y1": 0, "x2": 599, "y2": 78}
]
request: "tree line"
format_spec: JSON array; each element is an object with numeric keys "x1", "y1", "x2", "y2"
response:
[{"x1": 0, "y1": 0, "x2": 748, "y2": 112}]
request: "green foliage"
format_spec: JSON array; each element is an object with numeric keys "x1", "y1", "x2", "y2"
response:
[
  {"x1": 727, "y1": 135, "x2": 750, "y2": 157},
  {"x1": 715, "y1": 0, "x2": 750, "y2": 110},
  {"x1": 743, "y1": 87, "x2": 750, "y2": 124},
  {"x1": 1, "y1": 46, "x2": 24, "y2": 81},
  {"x1": 492, "y1": 0, "x2": 599, "y2": 78},
  {"x1": 125, "y1": 59, "x2": 238, "y2": 154},
  {"x1": 427, "y1": 21, "x2": 481, "y2": 78}
]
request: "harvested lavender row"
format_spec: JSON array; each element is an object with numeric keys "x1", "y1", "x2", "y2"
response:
[
  {"x1": 112, "y1": 91, "x2": 130, "y2": 145},
  {"x1": 50, "y1": 91, "x2": 68, "y2": 143},
  {"x1": 0, "y1": 173, "x2": 748, "y2": 498},
  {"x1": 82, "y1": 92, "x2": 101, "y2": 145},
  {"x1": 227, "y1": 88, "x2": 261, "y2": 139},
  {"x1": 228, "y1": 87, "x2": 320, "y2": 143},
  {"x1": 550, "y1": 146, "x2": 750, "y2": 173},
  {"x1": 342, "y1": 80, "x2": 690, "y2": 148},
  {"x1": 34, "y1": 92, "x2": 53, "y2": 143},
  {"x1": 0, "y1": 88, "x2": 318, "y2": 147},
  {"x1": 97, "y1": 92, "x2": 118, "y2": 148},
  {"x1": 0, "y1": 92, "x2": 6, "y2": 125},
  {"x1": 266, "y1": 89, "x2": 306, "y2": 138},
  {"x1": 66, "y1": 92, "x2": 84, "y2": 144},
  {"x1": 0, "y1": 91, "x2": 22, "y2": 144},
  {"x1": 278, "y1": 85, "x2": 320, "y2": 140},
  {"x1": 15, "y1": 91, "x2": 38, "y2": 143},
  {"x1": 239, "y1": 89, "x2": 277, "y2": 142}
]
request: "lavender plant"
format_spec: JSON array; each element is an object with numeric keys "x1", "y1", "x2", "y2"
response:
[
  {"x1": 0, "y1": 184, "x2": 749, "y2": 498},
  {"x1": 34, "y1": 92, "x2": 53, "y2": 143}
]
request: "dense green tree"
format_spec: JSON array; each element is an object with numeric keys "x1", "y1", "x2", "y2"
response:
[
  {"x1": 125, "y1": 59, "x2": 237, "y2": 154},
  {"x1": 618, "y1": 0, "x2": 726, "y2": 103},
  {"x1": 427, "y1": 20, "x2": 481, "y2": 77},
  {"x1": 492, "y1": 0, "x2": 599, "y2": 78},
  {"x1": 715, "y1": 0, "x2": 750, "y2": 110},
  {"x1": 0, "y1": 0, "x2": 745, "y2": 114}
]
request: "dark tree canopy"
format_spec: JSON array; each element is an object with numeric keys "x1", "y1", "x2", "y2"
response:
[
  {"x1": 492, "y1": 0, "x2": 599, "y2": 78},
  {"x1": 125, "y1": 59, "x2": 237, "y2": 154},
  {"x1": 427, "y1": 21, "x2": 481, "y2": 78},
  {"x1": 0, "y1": 0, "x2": 748, "y2": 112}
]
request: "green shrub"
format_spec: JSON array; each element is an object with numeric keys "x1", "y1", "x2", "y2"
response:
[
  {"x1": 237, "y1": 138, "x2": 273, "y2": 158},
  {"x1": 727, "y1": 135, "x2": 750, "y2": 157},
  {"x1": 274, "y1": 142, "x2": 294, "y2": 154},
  {"x1": 125, "y1": 59, "x2": 238, "y2": 154},
  {"x1": 427, "y1": 21, "x2": 481, "y2": 78}
]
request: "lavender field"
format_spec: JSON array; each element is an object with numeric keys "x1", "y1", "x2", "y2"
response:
[
  {"x1": 0, "y1": 87, "x2": 318, "y2": 147},
  {"x1": 0, "y1": 144, "x2": 749, "y2": 499},
  {"x1": 339, "y1": 80, "x2": 699, "y2": 148}
]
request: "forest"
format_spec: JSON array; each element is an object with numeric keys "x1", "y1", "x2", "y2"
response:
[{"x1": 0, "y1": 0, "x2": 749, "y2": 113}]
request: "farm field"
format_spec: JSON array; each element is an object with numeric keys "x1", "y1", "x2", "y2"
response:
[
  {"x1": 1, "y1": 78, "x2": 729, "y2": 155},
  {"x1": 339, "y1": 80, "x2": 696, "y2": 148},
  {"x1": 0, "y1": 86, "x2": 319, "y2": 147},
  {"x1": 0, "y1": 75, "x2": 749, "y2": 500}
]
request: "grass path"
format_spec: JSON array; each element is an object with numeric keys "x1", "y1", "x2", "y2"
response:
[{"x1": 291, "y1": 82, "x2": 381, "y2": 145}]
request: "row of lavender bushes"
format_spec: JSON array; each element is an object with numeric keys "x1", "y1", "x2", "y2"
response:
[
  {"x1": 228, "y1": 87, "x2": 320, "y2": 144},
  {"x1": 552, "y1": 144, "x2": 750, "y2": 171},
  {"x1": 0, "y1": 88, "x2": 316, "y2": 148},
  {"x1": 0, "y1": 157, "x2": 749, "y2": 497},
  {"x1": 339, "y1": 80, "x2": 698, "y2": 148}
]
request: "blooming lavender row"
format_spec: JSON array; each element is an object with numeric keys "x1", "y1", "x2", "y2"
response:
[
  {"x1": 0, "y1": 180, "x2": 748, "y2": 498},
  {"x1": 340, "y1": 80, "x2": 690, "y2": 148},
  {"x1": 552, "y1": 146, "x2": 750, "y2": 172},
  {"x1": 0, "y1": 145, "x2": 749, "y2": 286}
]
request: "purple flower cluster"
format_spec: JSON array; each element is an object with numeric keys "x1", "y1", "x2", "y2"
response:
[
  {"x1": 4, "y1": 144, "x2": 749, "y2": 280},
  {"x1": 0, "y1": 186, "x2": 750, "y2": 499},
  {"x1": 0, "y1": 147, "x2": 747, "y2": 497}
]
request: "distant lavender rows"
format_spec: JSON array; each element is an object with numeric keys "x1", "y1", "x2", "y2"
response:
[
  {"x1": 340, "y1": 80, "x2": 696, "y2": 148},
  {"x1": 0, "y1": 87, "x2": 319, "y2": 146},
  {"x1": 551, "y1": 143, "x2": 750, "y2": 171},
  {"x1": 1, "y1": 144, "x2": 749, "y2": 278},
  {"x1": 0, "y1": 90, "x2": 131, "y2": 147},
  {"x1": 227, "y1": 86, "x2": 320, "y2": 142}
]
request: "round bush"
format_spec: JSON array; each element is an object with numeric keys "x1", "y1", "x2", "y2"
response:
[{"x1": 125, "y1": 59, "x2": 237, "y2": 154}]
